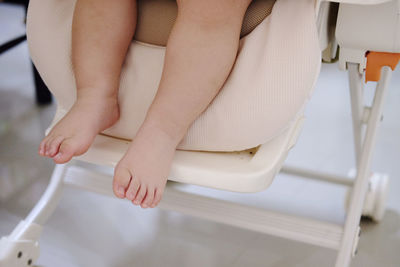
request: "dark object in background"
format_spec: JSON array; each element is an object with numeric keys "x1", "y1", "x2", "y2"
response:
[{"x1": 0, "y1": 0, "x2": 52, "y2": 105}]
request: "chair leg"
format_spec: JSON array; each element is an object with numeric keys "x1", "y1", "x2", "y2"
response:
[
  {"x1": 334, "y1": 64, "x2": 392, "y2": 267},
  {"x1": 348, "y1": 63, "x2": 365, "y2": 165},
  {"x1": 0, "y1": 164, "x2": 67, "y2": 267},
  {"x1": 0, "y1": 35, "x2": 27, "y2": 55}
]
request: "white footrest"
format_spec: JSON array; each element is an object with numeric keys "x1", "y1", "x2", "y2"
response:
[{"x1": 73, "y1": 115, "x2": 305, "y2": 193}]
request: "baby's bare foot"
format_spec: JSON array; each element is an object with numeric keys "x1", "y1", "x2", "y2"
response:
[
  {"x1": 39, "y1": 94, "x2": 119, "y2": 164},
  {"x1": 113, "y1": 122, "x2": 179, "y2": 208}
]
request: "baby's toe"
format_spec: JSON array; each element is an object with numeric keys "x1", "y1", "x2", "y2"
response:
[
  {"x1": 141, "y1": 186, "x2": 155, "y2": 208},
  {"x1": 133, "y1": 185, "x2": 147, "y2": 206},
  {"x1": 151, "y1": 188, "x2": 164, "y2": 208},
  {"x1": 126, "y1": 176, "x2": 141, "y2": 201},
  {"x1": 48, "y1": 135, "x2": 65, "y2": 157},
  {"x1": 113, "y1": 167, "x2": 132, "y2": 198},
  {"x1": 40, "y1": 136, "x2": 53, "y2": 156},
  {"x1": 39, "y1": 137, "x2": 49, "y2": 156},
  {"x1": 45, "y1": 139, "x2": 52, "y2": 156},
  {"x1": 53, "y1": 139, "x2": 77, "y2": 164}
]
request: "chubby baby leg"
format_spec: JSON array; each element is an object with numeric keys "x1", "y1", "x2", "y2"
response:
[
  {"x1": 113, "y1": 0, "x2": 253, "y2": 208},
  {"x1": 39, "y1": 0, "x2": 136, "y2": 163}
]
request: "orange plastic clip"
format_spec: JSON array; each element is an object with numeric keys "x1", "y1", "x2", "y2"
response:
[{"x1": 365, "y1": 52, "x2": 400, "y2": 82}]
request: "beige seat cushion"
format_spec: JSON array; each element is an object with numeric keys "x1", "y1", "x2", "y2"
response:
[
  {"x1": 27, "y1": 0, "x2": 321, "y2": 152},
  {"x1": 135, "y1": 0, "x2": 276, "y2": 46}
]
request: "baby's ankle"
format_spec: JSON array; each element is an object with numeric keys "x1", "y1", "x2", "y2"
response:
[
  {"x1": 140, "y1": 118, "x2": 186, "y2": 148},
  {"x1": 76, "y1": 86, "x2": 119, "y2": 102},
  {"x1": 75, "y1": 92, "x2": 118, "y2": 106}
]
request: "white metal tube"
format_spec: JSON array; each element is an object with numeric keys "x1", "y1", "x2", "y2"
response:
[
  {"x1": 161, "y1": 186, "x2": 344, "y2": 250},
  {"x1": 63, "y1": 164, "x2": 344, "y2": 250},
  {"x1": 8, "y1": 164, "x2": 66, "y2": 241},
  {"x1": 18, "y1": 164, "x2": 66, "y2": 228},
  {"x1": 281, "y1": 165, "x2": 354, "y2": 186},
  {"x1": 335, "y1": 66, "x2": 392, "y2": 267},
  {"x1": 348, "y1": 63, "x2": 365, "y2": 166}
]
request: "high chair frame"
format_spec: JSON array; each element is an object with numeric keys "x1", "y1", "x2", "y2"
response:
[
  {"x1": 0, "y1": 1, "x2": 398, "y2": 267},
  {"x1": 0, "y1": 63, "x2": 392, "y2": 267}
]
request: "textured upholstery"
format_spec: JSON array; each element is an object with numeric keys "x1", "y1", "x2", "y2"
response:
[{"x1": 27, "y1": 0, "x2": 321, "y2": 152}]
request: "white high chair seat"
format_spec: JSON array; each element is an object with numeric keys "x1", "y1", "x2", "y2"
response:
[
  {"x1": 27, "y1": 0, "x2": 321, "y2": 152},
  {"x1": 26, "y1": 0, "x2": 321, "y2": 192},
  {"x1": 1, "y1": 1, "x2": 396, "y2": 267}
]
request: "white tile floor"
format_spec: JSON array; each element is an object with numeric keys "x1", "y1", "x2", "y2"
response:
[{"x1": 1, "y1": 3, "x2": 400, "y2": 267}]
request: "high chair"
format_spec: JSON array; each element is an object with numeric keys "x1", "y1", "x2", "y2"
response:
[{"x1": 1, "y1": 0, "x2": 399, "y2": 266}]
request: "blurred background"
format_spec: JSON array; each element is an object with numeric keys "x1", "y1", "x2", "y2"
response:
[{"x1": 1, "y1": 1, "x2": 399, "y2": 266}]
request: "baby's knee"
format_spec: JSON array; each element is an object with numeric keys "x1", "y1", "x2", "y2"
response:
[{"x1": 177, "y1": 0, "x2": 252, "y2": 25}]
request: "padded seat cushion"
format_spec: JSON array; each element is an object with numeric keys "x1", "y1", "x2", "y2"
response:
[
  {"x1": 135, "y1": 0, "x2": 276, "y2": 46},
  {"x1": 27, "y1": 0, "x2": 321, "y2": 152}
]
